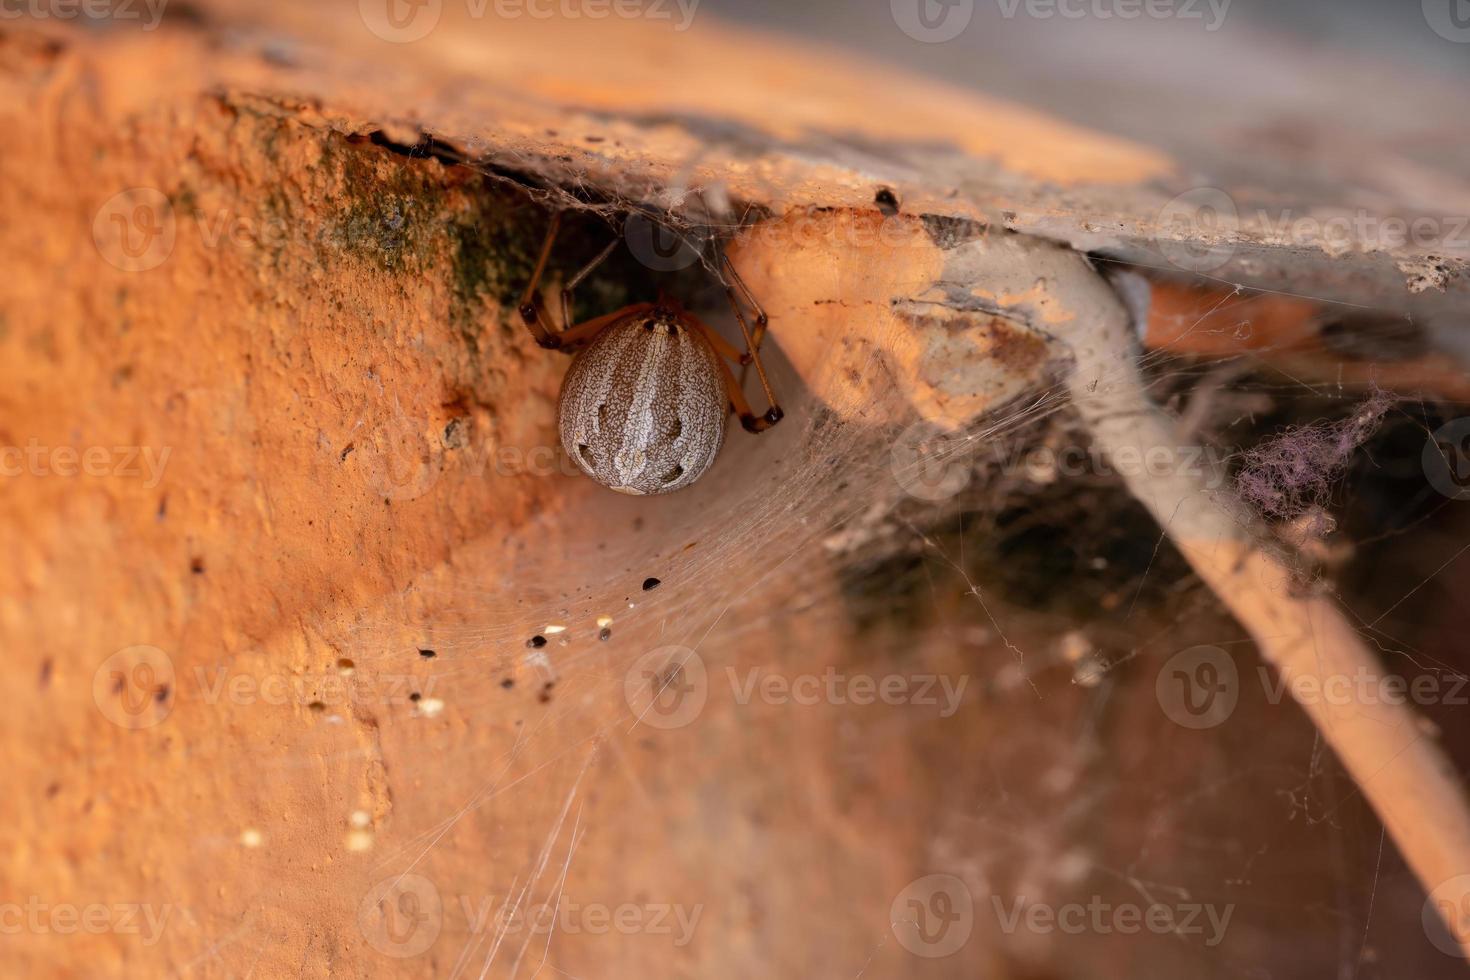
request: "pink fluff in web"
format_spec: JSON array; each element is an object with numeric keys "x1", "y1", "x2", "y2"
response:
[{"x1": 1233, "y1": 391, "x2": 1393, "y2": 522}]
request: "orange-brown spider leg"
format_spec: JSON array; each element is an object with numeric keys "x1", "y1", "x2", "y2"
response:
[
  {"x1": 558, "y1": 237, "x2": 620, "y2": 336},
  {"x1": 518, "y1": 213, "x2": 623, "y2": 352},
  {"x1": 684, "y1": 313, "x2": 783, "y2": 433},
  {"x1": 722, "y1": 252, "x2": 769, "y2": 354},
  {"x1": 679, "y1": 311, "x2": 743, "y2": 362},
  {"x1": 720, "y1": 253, "x2": 777, "y2": 403},
  {"x1": 518, "y1": 211, "x2": 563, "y2": 347},
  {"x1": 554, "y1": 302, "x2": 659, "y2": 352}
]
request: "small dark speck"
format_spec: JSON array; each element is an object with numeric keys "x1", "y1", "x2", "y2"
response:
[
  {"x1": 599, "y1": 628, "x2": 612, "y2": 642},
  {"x1": 642, "y1": 577, "x2": 661, "y2": 591},
  {"x1": 307, "y1": 700, "x2": 326, "y2": 712},
  {"x1": 538, "y1": 680, "x2": 556, "y2": 703},
  {"x1": 585, "y1": 135, "x2": 605, "y2": 143},
  {"x1": 340, "y1": 443, "x2": 355, "y2": 461},
  {"x1": 874, "y1": 188, "x2": 899, "y2": 216},
  {"x1": 443, "y1": 417, "x2": 468, "y2": 449},
  {"x1": 418, "y1": 649, "x2": 436, "y2": 659},
  {"x1": 409, "y1": 692, "x2": 421, "y2": 702},
  {"x1": 39, "y1": 658, "x2": 53, "y2": 689},
  {"x1": 154, "y1": 684, "x2": 170, "y2": 703},
  {"x1": 260, "y1": 42, "x2": 299, "y2": 68},
  {"x1": 46, "y1": 782, "x2": 60, "y2": 799},
  {"x1": 190, "y1": 556, "x2": 205, "y2": 575},
  {"x1": 527, "y1": 635, "x2": 548, "y2": 649},
  {"x1": 500, "y1": 677, "x2": 515, "y2": 689}
]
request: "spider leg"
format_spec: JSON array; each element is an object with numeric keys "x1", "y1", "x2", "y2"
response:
[
  {"x1": 683, "y1": 313, "x2": 783, "y2": 433},
  {"x1": 723, "y1": 250, "x2": 769, "y2": 392},
  {"x1": 677, "y1": 310, "x2": 744, "y2": 362},
  {"x1": 722, "y1": 251, "x2": 769, "y2": 354},
  {"x1": 558, "y1": 237, "x2": 621, "y2": 339},
  {"x1": 518, "y1": 211, "x2": 563, "y2": 347},
  {"x1": 550, "y1": 303, "x2": 659, "y2": 352},
  {"x1": 518, "y1": 213, "x2": 624, "y2": 352},
  {"x1": 722, "y1": 295, "x2": 780, "y2": 430}
]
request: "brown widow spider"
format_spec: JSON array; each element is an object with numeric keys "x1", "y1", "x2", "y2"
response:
[{"x1": 517, "y1": 211, "x2": 783, "y2": 496}]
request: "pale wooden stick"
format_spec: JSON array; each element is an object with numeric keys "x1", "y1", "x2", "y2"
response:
[{"x1": 949, "y1": 233, "x2": 1470, "y2": 959}]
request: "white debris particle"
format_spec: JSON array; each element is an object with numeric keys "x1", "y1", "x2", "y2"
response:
[{"x1": 239, "y1": 828, "x2": 263, "y2": 848}]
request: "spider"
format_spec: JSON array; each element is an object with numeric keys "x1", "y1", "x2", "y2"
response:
[{"x1": 517, "y1": 211, "x2": 783, "y2": 496}]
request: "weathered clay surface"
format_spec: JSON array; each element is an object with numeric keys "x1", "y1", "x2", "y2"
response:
[{"x1": 4, "y1": 7, "x2": 1469, "y2": 979}]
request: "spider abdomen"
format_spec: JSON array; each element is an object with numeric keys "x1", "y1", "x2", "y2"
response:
[{"x1": 558, "y1": 312, "x2": 727, "y2": 495}]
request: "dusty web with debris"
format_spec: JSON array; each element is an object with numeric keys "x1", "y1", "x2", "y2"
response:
[{"x1": 298, "y1": 168, "x2": 1470, "y2": 975}]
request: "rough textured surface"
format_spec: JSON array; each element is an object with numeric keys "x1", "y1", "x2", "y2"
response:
[{"x1": 4, "y1": 5, "x2": 1470, "y2": 979}]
